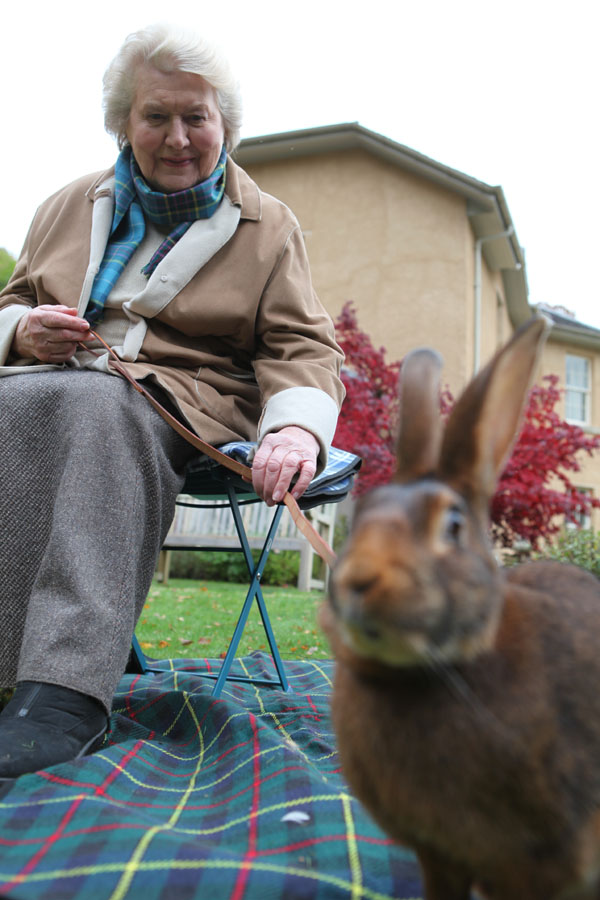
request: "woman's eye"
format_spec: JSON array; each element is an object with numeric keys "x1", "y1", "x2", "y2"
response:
[
  {"x1": 188, "y1": 115, "x2": 206, "y2": 125},
  {"x1": 147, "y1": 114, "x2": 165, "y2": 123}
]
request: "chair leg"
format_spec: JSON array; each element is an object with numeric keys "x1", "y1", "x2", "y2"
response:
[
  {"x1": 130, "y1": 481, "x2": 292, "y2": 695},
  {"x1": 211, "y1": 484, "x2": 290, "y2": 697},
  {"x1": 127, "y1": 634, "x2": 150, "y2": 674}
]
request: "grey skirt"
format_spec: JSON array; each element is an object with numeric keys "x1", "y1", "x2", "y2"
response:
[{"x1": 0, "y1": 369, "x2": 198, "y2": 711}]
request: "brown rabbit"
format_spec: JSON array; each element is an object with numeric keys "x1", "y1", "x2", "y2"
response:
[{"x1": 321, "y1": 318, "x2": 600, "y2": 900}]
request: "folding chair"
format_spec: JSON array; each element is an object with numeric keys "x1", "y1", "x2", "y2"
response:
[{"x1": 128, "y1": 443, "x2": 361, "y2": 697}]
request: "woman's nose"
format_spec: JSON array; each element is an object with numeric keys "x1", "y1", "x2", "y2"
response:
[{"x1": 165, "y1": 118, "x2": 189, "y2": 148}]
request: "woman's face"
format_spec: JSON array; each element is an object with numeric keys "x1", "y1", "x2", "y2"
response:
[{"x1": 126, "y1": 65, "x2": 225, "y2": 193}]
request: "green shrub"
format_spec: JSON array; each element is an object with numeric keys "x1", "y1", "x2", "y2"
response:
[
  {"x1": 0, "y1": 687, "x2": 13, "y2": 711},
  {"x1": 534, "y1": 528, "x2": 600, "y2": 578},
  {"x1": 168, "y1": 548, "x2": 300, "y2": 586},
  {"x1": 0, "y1": 248, "x2": 16, "y2": 291},
  {"x1": 333, "y1": 513, "x2": 350, "y2": 552}
]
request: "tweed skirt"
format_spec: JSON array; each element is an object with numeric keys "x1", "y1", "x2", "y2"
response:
[{"x1": 0, "y1": 369, "x2": 198, "y2": 711}]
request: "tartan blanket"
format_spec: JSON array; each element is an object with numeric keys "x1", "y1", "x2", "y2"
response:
[{"x1": 0, "y1": 655, "x2": 424, "y2": 900}]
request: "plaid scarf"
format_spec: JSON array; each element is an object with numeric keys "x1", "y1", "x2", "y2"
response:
[{"x1": 85, "y1": 144, "x2": 227, "y2": 325}]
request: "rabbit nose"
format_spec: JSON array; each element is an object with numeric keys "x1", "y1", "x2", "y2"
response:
[
  {"x1": 346, "y1": 573, "x2": 379, "y2": 595},
  {"x1": 331, "y1": 572, "x2": 384, "y2": 639},
  {"x1": 333, "y1": 566, "x2": 380, "y2": 612}
]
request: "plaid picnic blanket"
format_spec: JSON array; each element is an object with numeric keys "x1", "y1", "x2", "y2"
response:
[{"x1": 0, "y1": 655, "x2": 424, "y2": 900}]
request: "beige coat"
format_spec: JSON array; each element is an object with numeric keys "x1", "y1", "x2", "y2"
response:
[{"x1": 0, "y1": 158, "x2": 344, "y2": 460}]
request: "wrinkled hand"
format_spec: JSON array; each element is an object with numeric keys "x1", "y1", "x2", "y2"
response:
[
  {"x1": 13, "y1": 305, "x2": 93, "y2": 363},
  {"x1": 252, "y1": 426, "x2": 319, "y2": 506}
]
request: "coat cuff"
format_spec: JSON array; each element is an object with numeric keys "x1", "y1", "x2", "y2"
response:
[
  {"x1": 257, "y1": 386, "x2": 339, "y2": 474},
  {"x1": 0, "y1": 305, "x2": 30, "y2": 364}
]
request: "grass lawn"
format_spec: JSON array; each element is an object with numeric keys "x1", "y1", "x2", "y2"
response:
[{"x1": 135, "y1": 578, "x2": 331, "y2": 661}]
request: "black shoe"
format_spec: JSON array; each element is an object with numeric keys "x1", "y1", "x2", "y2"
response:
[{"x1": 0, "y1": 681, "x2": 108, "y2": 782}]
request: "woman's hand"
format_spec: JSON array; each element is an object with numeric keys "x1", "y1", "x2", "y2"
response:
[
  {"x1": 13, "y1": 305, "x2": 93, "y2": 363},
  {"x1": 252, "y1": 426, "x2": 319, "y2": 506}
]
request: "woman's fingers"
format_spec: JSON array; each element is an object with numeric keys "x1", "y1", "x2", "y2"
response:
[
  {"x1": 252, "y1": 426, "x2": 319, "y2": 506},
  {"x1": 13, "y1": 306, "x2": 92, "y2": 361}
]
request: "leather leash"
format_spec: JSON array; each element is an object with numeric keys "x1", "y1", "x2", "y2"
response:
[{"x1": 87, "y1": 332, "x2": 337, "y2": 568}]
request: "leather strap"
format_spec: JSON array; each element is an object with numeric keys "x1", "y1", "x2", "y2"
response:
[{"x1": 87, "y1": 332, "x2": 337, "y2": 568}]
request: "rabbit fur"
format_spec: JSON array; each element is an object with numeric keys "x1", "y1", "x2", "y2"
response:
[{"x1": 321, "y1": 318, "x2": 600, "y2": 900}]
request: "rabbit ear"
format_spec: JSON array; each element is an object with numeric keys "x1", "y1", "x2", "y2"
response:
[
  {"x1": 439, "y1": 317, "x2": 550, "y2": 508},
  {"x1": 396, "y1": 347, "x2": 444, "y2": 482}
]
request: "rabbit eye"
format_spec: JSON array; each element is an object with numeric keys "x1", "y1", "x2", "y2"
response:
[{"x1": 444, "y1": 506, "x2": 465, "y2": 545}]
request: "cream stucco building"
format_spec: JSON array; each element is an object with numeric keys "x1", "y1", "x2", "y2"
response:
[{"x1": 235, "y1": 123, "x2": 600, "y2": 528}]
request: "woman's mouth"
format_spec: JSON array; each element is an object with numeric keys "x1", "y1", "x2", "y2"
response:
[{"x1": 162, "y1": 157, "x2": 194, "y2": 168}]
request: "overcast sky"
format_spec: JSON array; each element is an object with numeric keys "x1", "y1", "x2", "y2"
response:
[{"x1": 2, "y1": 0, "x2": 598, "y2": 328}]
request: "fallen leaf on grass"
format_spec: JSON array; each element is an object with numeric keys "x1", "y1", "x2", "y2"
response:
[
  {"x1": 140, "y1": 642, "x2": 154, "y2": 650},
  {"x1": 197, "y1": 637, "x2": 211, "y2": 645},
  {"x1": 158, "y1": 640, "x2": 170, "y2": 648},
  {"x1": 179, "y1": 638, "x2": 193, "y2": 646}
]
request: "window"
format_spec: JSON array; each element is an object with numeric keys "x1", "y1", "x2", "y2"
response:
[
  {"x1": 566, "y1": 487, "x2": 593, "y2": 530},
  {"x1": 565, "y1": 354, "x2": 591, "y2": 425}
]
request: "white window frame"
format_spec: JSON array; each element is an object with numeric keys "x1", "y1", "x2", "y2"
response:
[
  {"x1": 566, "y1": 487, "x2": 593, "y2": 530},
  {"x1": 565, "y1": 354, "x2": 591, "y2": 426}
]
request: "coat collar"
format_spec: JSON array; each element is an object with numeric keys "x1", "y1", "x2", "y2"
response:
[
  {"x1": 84, "y1": 156, "x2": 262, "y2": 222},
  {"x1": 224, "y1": 157, "x2": 262, "y2": 222}
]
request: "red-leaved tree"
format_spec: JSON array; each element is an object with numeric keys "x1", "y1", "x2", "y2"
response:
[
  {"x1": 491, "y1": 375, "x2": 600, "y2": 548},
  {"x1": 333, "y1": 302, "x2": 453, "y2": 494},
  {"x1": 333, "y1": 302, "x2": 401, "y2": 493},
  {"x1": 333, "y1": 301, "x2": 600, "y2": 549}
]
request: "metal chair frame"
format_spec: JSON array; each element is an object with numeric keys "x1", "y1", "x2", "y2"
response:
[{"x1": 129, "y1": 475, "x2": 291, "y2": 697}]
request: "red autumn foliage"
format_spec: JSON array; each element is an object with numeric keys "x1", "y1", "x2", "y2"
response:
[
  {"x1": 332, "y1": 302, "x2": 401, "y2": 493},
  {"x1": 333, "y1": 302, "x2": 453, "y2": 494},
  {"x1": 491, "y1": 375, "x2": 600, "y2": 548},
  {"x1": 333, "y1": 301, "x2": 600, "y2": 549}
]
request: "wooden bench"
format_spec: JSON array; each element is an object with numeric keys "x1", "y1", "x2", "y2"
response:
[{"x1": 156, "y1": 500, "x2": 336, "y2": 592}]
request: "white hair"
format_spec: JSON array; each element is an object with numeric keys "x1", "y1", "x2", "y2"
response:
[{"x1": 103, "y1": 23, "x2": 243, "y2": 152}]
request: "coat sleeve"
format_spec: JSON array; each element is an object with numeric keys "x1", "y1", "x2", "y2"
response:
[
  {"x1": 0, "y1": 234, "x2": 38, "y2": 364},
  {"x1": 253, "y1": 221, "x2": 345, "y2": 468}
]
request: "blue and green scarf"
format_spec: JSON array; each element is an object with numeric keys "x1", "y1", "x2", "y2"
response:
[{"x1": 85, "y1": 144, "x2": 227, "y2": 325}]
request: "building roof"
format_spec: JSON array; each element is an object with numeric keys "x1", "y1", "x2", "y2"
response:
[{"x1": 536, "y1": 305, "x2": 600, "y2": 350}]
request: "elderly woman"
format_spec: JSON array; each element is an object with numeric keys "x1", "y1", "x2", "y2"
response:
[{"x1": 0, "y1": 24, "x2": 343, "y2": 781}]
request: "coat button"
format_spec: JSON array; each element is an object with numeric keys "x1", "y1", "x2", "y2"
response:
[{"x1": 160, "y1": 275, "x2": 168, "y2": 282}]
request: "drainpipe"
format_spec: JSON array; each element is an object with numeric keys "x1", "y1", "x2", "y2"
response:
[{"x1": 473, "y1": 225, "x2": 514, "y2": 374}]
